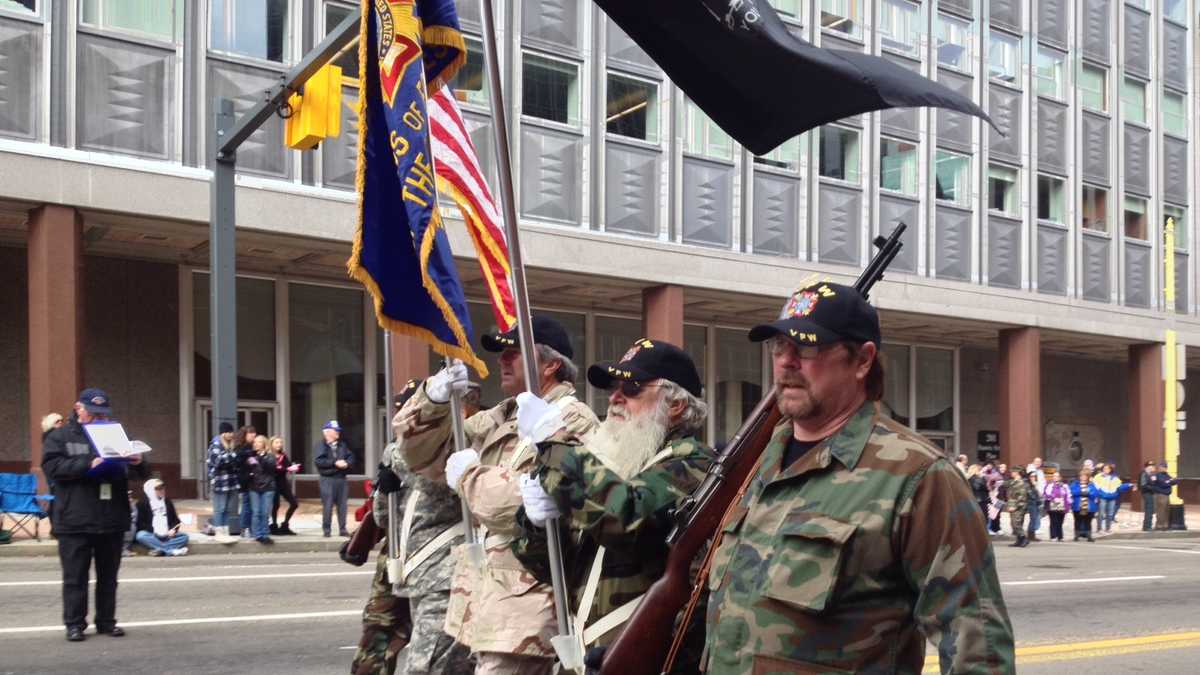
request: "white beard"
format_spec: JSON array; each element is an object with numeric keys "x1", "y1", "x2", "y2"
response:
[{"x1": 583, "y1": 397, "x2": 671, "y2": 480}]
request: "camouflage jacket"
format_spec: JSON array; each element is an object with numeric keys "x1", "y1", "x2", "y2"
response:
[
  {"x1": 705, "y1": 402, "x2": 1015, "y2": 674},
  {"x1": 1005, "y1": 478, "x2": 1029, "y2": 514},
  {"x1": 513, "y1": 436, "x2": 713, "y2": 644},
  {"x1": 394, "y1": 380, "x2": 598, "y2": 655},
  {"x1": 372, "y1": 441, "x2": 464, "y2": 596}
]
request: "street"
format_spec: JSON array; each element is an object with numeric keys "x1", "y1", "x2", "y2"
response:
[{"x1": 2, "y1": 540, "x2": 1200, "y2": 674}]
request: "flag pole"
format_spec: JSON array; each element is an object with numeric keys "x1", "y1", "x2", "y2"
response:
[{"x1": 477, "y1": 0, "x2": 576, "y2": 656}]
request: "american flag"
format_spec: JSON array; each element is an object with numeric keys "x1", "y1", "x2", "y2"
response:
[{"x1": 429, "y1": 87, "x2": 517, "y2": 332}]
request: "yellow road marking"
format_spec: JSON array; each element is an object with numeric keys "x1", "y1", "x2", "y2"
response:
[{"x1": 922, "y1": 631, "x2": 1200, "y2": 672}]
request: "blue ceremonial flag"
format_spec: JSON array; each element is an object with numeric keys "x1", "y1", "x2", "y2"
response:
[{"x1": 348, "y1": 0, "x2": 488, "y2": 376}]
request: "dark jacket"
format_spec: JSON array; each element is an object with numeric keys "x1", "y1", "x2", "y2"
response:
[
  {"x1": 134, "y1": 498, "x2": 181, "y2": 536},
  {"x1": 235, "y1": 444, "x2": 256, "y2": 491},
  {"x1": 274, "y1": 452, "x2": 293, "y2": 490},
  {"x1": 314, "y1": 439, "x2": 354, "y2": 478},
  {"x1": 1151, "y1": 471, "x2": 1179, "y2": 495},
  {"x1": 248, "y1": 452, "x2": 278, "y2": 493},
  {"x1": 968, "y1": 475, "x2": 989, "y2": 503},
  {"x1": 42, "y1": 417, "x2": 149, "y2": 535}
]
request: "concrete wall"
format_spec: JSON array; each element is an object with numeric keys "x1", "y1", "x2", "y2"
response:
[
  {"x1": 0, "y1": 246, "x2": 29, "y2": 465},
  {"x1": 959, "y1": 347, "x2": 998, "y2": 464}
]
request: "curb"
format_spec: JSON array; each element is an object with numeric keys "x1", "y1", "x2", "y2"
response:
[
  {"x1": 0, "y1": 537, "x2": 351, "y2": 558},
  {"x1": 989, "y1": 530, "x2": 1200, "y2": 543}
]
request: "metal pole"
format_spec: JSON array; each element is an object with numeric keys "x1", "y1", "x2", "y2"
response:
[
  {"x1": 444, "y1": 357, "x2": 483, "y2": 561},
  {"x1": 478, "y1": 0, "x2": 573, "y2": 645},
  {"x1": 210, "y1": 98, "x2": 238, "y2": 441}
]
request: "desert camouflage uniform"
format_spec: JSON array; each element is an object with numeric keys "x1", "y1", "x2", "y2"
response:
[
  {"x1": 396, "y1": 380, "x2": 598, "y2": 661},
  {"x1": 514, "y1": 435, "x2": 713, "y2": 665},
  {"x1": 350, "y1": 444, "x2": 473, "y2": 675},
  {"x1": 705, "y1": 402, "x2": 1015, "y2": 674},
  {"x1": 1006, "y1": 476, "x2": 1029, "y2": 536}
]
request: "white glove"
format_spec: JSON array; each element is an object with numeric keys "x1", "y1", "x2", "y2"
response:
[
  {"x1": 519, "y1": 474, "x2": 560, "y2": 528},
  {"x1": 426, "y1": 360, "x2": 470, "y2": 404},
  {"x1": 445, "y1": 448, "x2": 480, "y2": 490},
  {"x1": 516, "y1": 392, "x2": 566, "y2": 444}
]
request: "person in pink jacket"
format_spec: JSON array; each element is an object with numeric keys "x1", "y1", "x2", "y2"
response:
[{"x1": 1042, "y1": 471, "x2": 1072, "y2": 541}]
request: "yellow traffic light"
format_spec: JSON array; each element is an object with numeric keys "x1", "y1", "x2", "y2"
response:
[{"x1": 285, "y1": 64, "x2": 344, "y2": 150}]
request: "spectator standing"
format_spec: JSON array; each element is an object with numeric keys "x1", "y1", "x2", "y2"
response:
[
  {"x1": 314, "y1": 420, "x2": 354, "y2": 537},
  {"x1": 1006, "y1": 467, "x2": 1030, "y2": 547},
  {"x1": 42, "y1": 388, "x2": 148, "y2": 642},
  {"x1": 1043, "y1": 472, "x2": 1072, "y2": 541},
  {"x1": 967, "y1": 464, "x2": 989, "y2": 523},
  {"x1": 1094, "y1": 463, "x2": 1134, "y2": 533},
  {"x1": 247, "y1": 435, "x2": 276, "y2": 545},
  {"x1": 134, "y1": 478, "x2": 189, "y2": 556},
  {"x1": 1070, "y1": 470, "x2": 1099, "y2": 542},
  {"x1": 269, "y1": 436, "x2": 300, "y2": 535},
  {"x1": 1026, "y1": 458, "x2": 1047, "y2": 541},
  {"x1": 235, "y1": 426, "x2": 256, "y2": 539},
  {"x1": 1151, "y1": 462, "x2": 1180, "y2": 531},
  {"x1": 1139, "y1": 461, "x2": 1157, "y2": 531},
  {"x1": 206, "y1": 423, "x2": 240, "y2": 544}
]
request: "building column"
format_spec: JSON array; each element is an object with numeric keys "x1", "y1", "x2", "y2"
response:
[
  {"x1": 388, "y1": 332, "x2": 430, "y2": 395},
  {"x1": 642, "y1": 284, "x2": 684, "y2": 345},
  {"x1": 1128, "y1": 343, "x2": 1164, "y2": 510},
  {"x1": 27, "y1": 205, "x2": 83, "y2": 486},
  {"x1": 998, "y1": 327, "x2": 1041, "y2": 469}
]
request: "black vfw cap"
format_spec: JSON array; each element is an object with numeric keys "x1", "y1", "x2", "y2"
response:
[
  {"x1": 587, "y1": 338, "x2": 703, "y2": 397},
  {"x1": 748, "y1": 282, "x2": 881, "y2": 348},
  {"x1": 480, "y1": 315, "x2": 575, "y2": 360}
]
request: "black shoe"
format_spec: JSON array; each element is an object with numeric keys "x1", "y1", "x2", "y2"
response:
[
  {"x1": 278, "y1": 524, "x2": 296, "y2": 535},
  {"x1": 323, "y1": 531, "x2": 331, "y2": 538},
  {"x1": 97, "y1": 626, "x2": 125, "y2": 637},
  {"x1": 1087, "y1": 536, "x2": 1095, "y2": 542},
  {"x1": 66, "y1": 627, "x2": 85, "y2": 642},
  {"x1": 269, "y1": 524, "x2": 279, "y2": 535},
  {"x1": 339, "y1": 530, "x2": 351, "y2": 538},
  {"x1": 257, "y1": 536, "x2": 274, "y2": 545}
]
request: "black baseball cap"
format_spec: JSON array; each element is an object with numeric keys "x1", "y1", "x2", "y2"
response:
[
  {"x1": 587, "y1": 339, "x2": 703, "y2": 398},
  {"x1": 749, "y1": 282, "x2": 881, "y2": 348},
  {"x1": 393, "y1": 379, "x2": 423, "y2": 409},
  {"x1": 481, "y1": 315, "x2": 574, "y2": 360},
  {"x1": 78, "y1": 388, "x2": 112, "y2": 415}
]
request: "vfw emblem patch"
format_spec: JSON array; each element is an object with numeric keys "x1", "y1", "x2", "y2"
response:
[
  {"x1": 783, "y1": 290, "x2": 820, "y2": 319},
  {"x1": 375, "y1": 0, "x2": 423, "y2": 107},
  {"x1": 621, "y1": 338, "x2": 655, "y2": 362}
]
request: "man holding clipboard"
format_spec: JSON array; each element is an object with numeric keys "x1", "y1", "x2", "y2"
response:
[{"x1": 42, "y1": 388, "x2": 149, "y2": 642}]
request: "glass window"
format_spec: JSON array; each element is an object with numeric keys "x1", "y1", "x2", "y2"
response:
[
  {"x1": 988, "y1": 164, "x2": 1018, "y2": 214},
  {"x1": 522, "y1": 53, "x2": 581, "y2": 126},
  {"x1": 879, "y1": 137, "x2": 918, "y2": 195},
  {"x1": 1034, "y1": 48, "x2": 1065, "y2": 100},
  {"x1": 289, "y1": 283, "x2": 365, "y2": 472},
  {"x1": 590, "y1": 316, "x2": 643, "y2": 418},
  {"x1": 0, "y1": 0, "x2": 35, "y2": 13},
  {"x1": 324, "y1": 3, "x2": 360, "y2": 80},
  {"x1": 1037, "y1": 175, "x2": 1065, "y2": 224},
  {"x1": 715, "y1": 328, "x2": 762, "y2": 446},
  {"x1": 754, "y1": 133, "x2": 804, "y2": 172},
  {"x1": 1081, "y1": 185, "x2": 1109, "y2": 233},
  {"x1": 915, "y1": 347, "x2": 953, "y2": 432},
  {"x1": 1163, "y1": 92, "x2": 1186, "y2": 136},
  {"x1": 81, "y1": 0, "x2": 184, "y2": 41},
  {"x1": 193, "y1": 274, "x2": 277, "y2": 402},
  {"x1": 988, "y1": 32, "x2": 1020, "y2": 85},
  {"x1": 449, "y1": 35, "x2": 489, "y2": 106},
  {"x1": 821, "y1": 0, "x2": 864, "y2": 39},
  {"x1": 879, "y1": 0, "x2": 920, "y2": 57},
  {"x1": 1165, "y1": 0, "x2": 1186, "y2": 23},
  {"x1": 934, "y1": 150, "x2": 970, "y2": 206},
  {"x1": 819, "y1": 126, "x2": 860, "y2": 183},
  {"x1": 1166, "y1": 205, "x2": 1188, "y2": 250},
  {"x1": 606, "y1": 73, "x2": 658, "y2": 143},
  {"x1": 1123, "y1": 197, "x2": 1147, "y2": 240},
  {"x1": 681, "y1": 99, "x2": 733, "y2": 160},
  {"x1": 1121, "y1": 78, "x2": 1146, "y2": 124},
  {"x1": 1079, "y1": 64, "x2": 1106, "y2": 112},
  {"x1": 1125, "y1": 0, "x2": 1149, "y2": 9},
  {"x1": 769, "y1": 0, "x2": 801, "y2": 17},
  {"x1": 210, "y1": 0, "x2": 290, "y2": 63},
  {"x1": 935, "y1": 13, "x2": 973, "y2": 70},
  {"x1": 880, "y1": 343, "x2": 910, "y2": 425}
]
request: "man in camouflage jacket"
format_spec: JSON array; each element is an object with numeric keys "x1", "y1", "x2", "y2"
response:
[
  {"x1": 395, "y1": 316, "x2": 598, "y2": 675},
  {"x1": 1005, "y1": 467, "x2": 1030, "y2": 548},
  {"x1": 705, "y1": 283, "x2": 1014, "y2": 674},
  {"x1": 513, "y1": 340, "x2": 713, "y2": 671}
]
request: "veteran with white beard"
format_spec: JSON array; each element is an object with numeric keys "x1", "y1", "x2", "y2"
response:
[{"x1": 512, "y1": 339, "x2": 713, "y2": 672}]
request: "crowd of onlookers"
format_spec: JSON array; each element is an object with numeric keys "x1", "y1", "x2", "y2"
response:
[
  {"x1": 957, "y1": 454, "x2": 1181, "y2": 545},
  {"x1": 203, "y1": 423, "x2": 302, "y2": 545}
]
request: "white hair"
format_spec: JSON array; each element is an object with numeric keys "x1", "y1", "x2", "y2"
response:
[
  {"x1": 41, "y1": 412, "x2": 63, "y2": 434},
  {"x1": 536, "y1": 343, "x2": 578, "y2": 383},
  {"x1": 659, "y1": 380, "x2": 708, "y2": 437}
]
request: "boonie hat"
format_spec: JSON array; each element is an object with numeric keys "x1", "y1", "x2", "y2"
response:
[
  {"x1": 587, "y1": 338, "x2": 703, "y2": 398},
  {"x1": 748, "y1": 282, "x2": 881, "y2": 348},
  {"x1": 481, "y1": 315, "x2": 574, "y2": 360},
  {"x1": 78, "y1": 388, "x2": 112, "y2": 415}
]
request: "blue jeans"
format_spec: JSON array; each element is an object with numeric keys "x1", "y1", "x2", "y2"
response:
[
  {"x1": 1099, "y1": 499, "x2": 1119, "y2": 531},
  {"x1": 240, "y1": 491, "x2": 253, "y2": 534},
  {"x1": 1027, "y1": 498, "x2": 1041, "y2": 534},
  {"x1": 135, "y1": 530, "x2": 190, "y2": 553},
  {"x1": 249, "y1": 490, "x2": 274, "y2": 540},
  {"x1": 211, "y1": 490, "x2": 238, "y2": 528}
]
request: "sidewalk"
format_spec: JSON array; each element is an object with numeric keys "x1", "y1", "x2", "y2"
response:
[
  {"x1": 989, "y1": 502, "x2": 1200, "y2": 542},
  {"x1": 0, "y1": 498, "x2": 371, "y2": 558}
]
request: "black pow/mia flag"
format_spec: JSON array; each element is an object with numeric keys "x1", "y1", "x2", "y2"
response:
[{"x1": 595, "y1": 0, "x2": 995, "y2": 155}]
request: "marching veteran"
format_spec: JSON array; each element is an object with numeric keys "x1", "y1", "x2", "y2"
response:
[
  {"x1": 513, "y1": 339, "x2": 714, "y2": 670},
  {"x1": 394, "y1": 315, "x2": 598, "y2": 675},
  {"x1": 704, "y1": 282, "x2": 1015, "y2": 674}
]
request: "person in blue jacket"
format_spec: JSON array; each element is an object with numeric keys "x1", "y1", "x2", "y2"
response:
[
  {"x1": 1093, "y1": 463, "x2": 1135, "y2": 533},
  {"x1": 1070, "y1": 469, "x2": 1100, "y2": 542}
]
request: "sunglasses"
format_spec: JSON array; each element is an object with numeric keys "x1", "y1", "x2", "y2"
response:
[{"x1": 608, "y1": 380, "x2": 663, "y2": 398}]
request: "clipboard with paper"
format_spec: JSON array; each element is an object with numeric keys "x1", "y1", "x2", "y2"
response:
[{"x1": 83, "y1": 422, "x2": 152, "y2": 459}]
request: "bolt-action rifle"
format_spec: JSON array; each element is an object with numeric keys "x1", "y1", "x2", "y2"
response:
[{"x1": 596, "y1": 223, "x2": 906, "y2": 675}]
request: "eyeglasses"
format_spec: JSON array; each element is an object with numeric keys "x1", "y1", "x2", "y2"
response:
[{"x1": 608, "y1": 381, "x2": 664, "y2": 398}]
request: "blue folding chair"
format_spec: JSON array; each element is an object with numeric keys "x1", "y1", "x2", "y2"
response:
[{"x1": 0, "y1": 473, "x2": 53, "y2": 541}]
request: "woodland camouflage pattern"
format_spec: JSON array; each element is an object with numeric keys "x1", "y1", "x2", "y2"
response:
[
  {"x1": 1005, "y1": 476, "x2": 1029, "y2": 535},
  {"x1": 351, "y1": 543, "x2": 411, "y2": 675},
  {"x1": 705, "y1": 402, "x2": 1015, "y2": 674},
  {"x1": 394, "y1": 380, "x2": 598, "y2": 656}
]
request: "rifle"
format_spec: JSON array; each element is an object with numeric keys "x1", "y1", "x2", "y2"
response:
[{"x1": 598, "y1": 223, "x2": 906, "y2": 675}]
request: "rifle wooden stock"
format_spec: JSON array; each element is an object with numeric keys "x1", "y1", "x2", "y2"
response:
[
  {"x1": 341, "y1": 498, "x2": 384, "y2": 567},
  {"x1": 599, "y1": 394, "x2": 781, "y2": 675}
]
